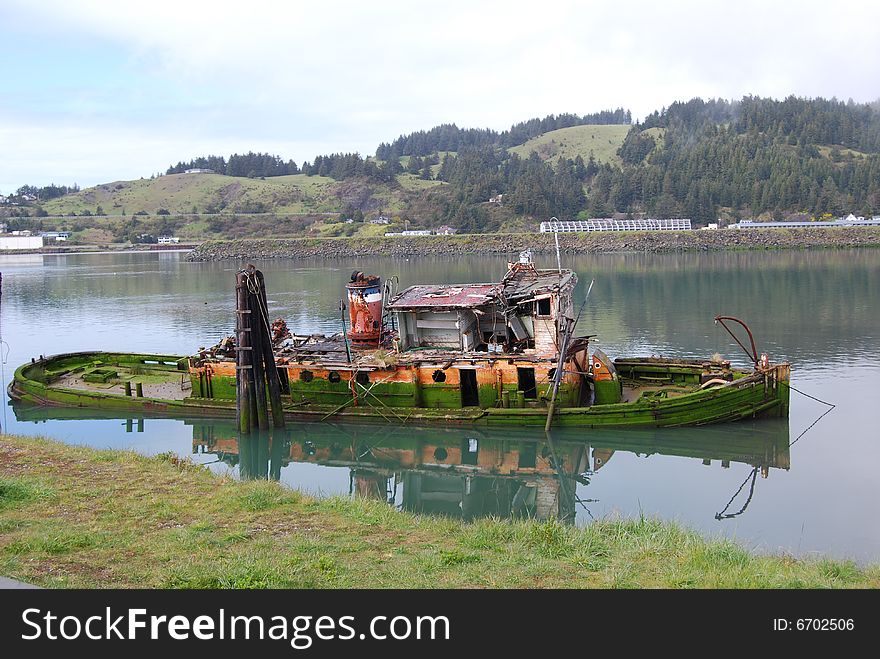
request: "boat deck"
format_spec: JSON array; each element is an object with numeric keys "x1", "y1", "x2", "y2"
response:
[
  {"x1": 620, "y1": 382, "x2": 698, "y2": 404},
  {"x1": 52, "y1": 369, "x2": 191, "y2": 401}
]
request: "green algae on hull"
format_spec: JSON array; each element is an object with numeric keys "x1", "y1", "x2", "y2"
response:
[{"x1": 10, "y1": 351, "x2": 790, "y2": 429}]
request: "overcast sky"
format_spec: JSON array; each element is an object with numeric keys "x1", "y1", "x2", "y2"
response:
[{"x1": 2, "y1": 0, "x2": 879, "y2": 193}]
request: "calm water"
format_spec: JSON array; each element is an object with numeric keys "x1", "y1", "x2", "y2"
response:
[{"x1": 1, "y1": 249, "x2": 878, "y2": 561}]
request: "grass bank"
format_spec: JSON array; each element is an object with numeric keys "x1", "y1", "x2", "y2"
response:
[{"x1": 1, "y1": 434, "x2": 876, "y2": 589}]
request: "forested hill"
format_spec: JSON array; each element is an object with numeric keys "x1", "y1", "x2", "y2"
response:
[
  {"x1": 162, "y1": 97, "x2": 880, "y2": 231},
  {"x1": 374, "y1": 108, "x2": 632, "y2": 159},
  {"x1": 11, "y1": 98, "x2": 880, "y2": 237},
  {"x1": 601, "y1": 96, "x2": 880, "y2": 223}
]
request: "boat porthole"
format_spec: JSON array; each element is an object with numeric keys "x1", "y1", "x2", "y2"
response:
[
  {"x1": 355, "y1": 371, "x2": 370, "y2": 386},
  {"x1": 300, "y1": 370, "x2": 314, "y2": 382},
  {"x1": 433, "y1": 447, "x2": 448, "y2": 461},
  {"x1": 432, "y1": 369, "x2": 446, "y2": 383},
  {"x1": 328, "y1": 371, "x2": 341, "y2": 383}
]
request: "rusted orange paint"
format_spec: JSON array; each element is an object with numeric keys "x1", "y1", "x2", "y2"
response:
[{"x1": 592, "y1": 354, "x2": 615, "y2": 382}]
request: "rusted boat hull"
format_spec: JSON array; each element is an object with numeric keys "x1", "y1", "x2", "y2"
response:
[{"x1": 10, "y1": 351, "x2": 790, "y2": 428}]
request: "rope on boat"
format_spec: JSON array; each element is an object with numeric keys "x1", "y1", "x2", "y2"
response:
[
  {"x1": 714, "y1": 466, "x2": 758, "y2": 520},
  {"x1": 575, "y1": 496, "x2": 596, "y2": 520},
  {"x1": 715, "y1": 385, "x2": 836, "y2": 520},
  {"x1": 788, "y1": 385, "x2": 836, "y2": 447}
]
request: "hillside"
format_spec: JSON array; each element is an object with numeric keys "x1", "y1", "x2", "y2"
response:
[
  {"x1": 42, "y1": 173, "x2": 340, "y2": 216},
  {"x1": 7, "y1": 97, "x2": 880, "y2": 237},
  {"x1": 507, "y1": 124, "x2": 634, "y2": 166},
  {"x1": 14, "y1": 171, "x2": 449, "y2": 244}
]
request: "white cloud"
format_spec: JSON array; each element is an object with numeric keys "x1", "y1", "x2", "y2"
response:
[{"x1": 2, "y1": 0, "x2": 879, "y2": 189}]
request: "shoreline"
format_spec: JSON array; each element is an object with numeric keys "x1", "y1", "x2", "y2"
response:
[
  {"x1": 1, "y1": 434, "x2": 876, "y2": 588},
  {"x1": 186, "y1": 227, "x2": 880, "y2": 261},
  {"x1": 0, "y1": 244, "x2": 198, "y2": 257}
]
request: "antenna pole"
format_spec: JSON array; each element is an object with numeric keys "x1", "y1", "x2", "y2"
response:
[{"x1": 552, "y1": 219, "x2": 562, "y2": 274}]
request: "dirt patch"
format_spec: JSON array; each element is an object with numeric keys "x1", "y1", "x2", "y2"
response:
[{"x1": 220, "y1": 182, "x2": 244, "y2": 204}]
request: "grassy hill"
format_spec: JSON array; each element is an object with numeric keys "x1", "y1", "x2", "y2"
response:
[
  {"x1": 39, "y1": 170, "x2": 450, "y2": 220},
  {"x1": 22, "y1": 169, "x2": 452, "y2": 244},
  {"x1": 41, "y1": 173, "x2": 342, "y2": 216},
  {"x1": 12, "y1": 97, "x2": 880, "y2": 236},
  {"x1": 508, "y1": 124, "x2": 637, "y2": 166}
]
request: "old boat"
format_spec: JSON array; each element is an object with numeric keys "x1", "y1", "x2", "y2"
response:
[{"x1": 9, "y1": 255, "x2": 790, "y2": 427}]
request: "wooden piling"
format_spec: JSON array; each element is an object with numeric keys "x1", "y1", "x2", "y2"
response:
[
  {"x1": 247, "y1": 278, "x2": 270, "y2": 431},
  {"x1": 254, "y1": 268, "x2": 286, "y2": 429},
  {"x1": 235, "y1": 271, "x2": 254, "y2": 434},
  {"x1": 135, "y1": 382, "x2": 143, "y2": 397},
  {"x1": 236, "y1": 266, "x2": 286, "y2": 432},
  {"x1": 125, "y1": 381, "x2": 132, "y2": 396}
]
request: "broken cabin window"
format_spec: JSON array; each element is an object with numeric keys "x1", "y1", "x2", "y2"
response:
[{"x1": 536, "y1": 297, "x2": 552, "y2": 317}]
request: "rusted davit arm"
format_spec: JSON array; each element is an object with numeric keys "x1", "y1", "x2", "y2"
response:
[{"x1": 714, "y1": 315, "x2": 759, "y2": 368}]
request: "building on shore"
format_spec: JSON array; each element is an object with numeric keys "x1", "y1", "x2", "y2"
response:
[
  {"x1": 184, "y1": 168, "x2": 214, "y2": 174},
  {"x1": 728, "y1": 217, "x2": 880, "y2": 229},
  {"x1": 384, "y1": 229, "x2": 434, "y2": 237},
  {"x1": 157, "y1": 235, "x2": 180, "y2": 244},
  {"x1": 0, "y1": 235, "x2": 44, "y2": 250},
  {"x1": 539, "y1": 218, "x2": 692, "y2": 233},
  {"x1": 40, "y1": 231, "x2": 70, "y2": 242}
]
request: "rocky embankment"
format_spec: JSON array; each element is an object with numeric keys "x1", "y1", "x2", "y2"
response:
[{"x1": 187, "y1": 227, "x2": 880, "y2": 261}]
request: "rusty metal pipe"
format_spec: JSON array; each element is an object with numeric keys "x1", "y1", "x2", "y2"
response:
[{"x1": 714, "y1": 315, "x2": 759, "y2": 367}]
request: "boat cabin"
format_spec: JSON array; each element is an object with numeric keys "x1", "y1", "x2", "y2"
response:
[{"x1": 387, "y1": 261, "x2": 577, "y2": 360}]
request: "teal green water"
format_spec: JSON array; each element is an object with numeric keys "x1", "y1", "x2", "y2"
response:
[{"x1": 1, "y1": 249, "x2": 878, "y2": 560}]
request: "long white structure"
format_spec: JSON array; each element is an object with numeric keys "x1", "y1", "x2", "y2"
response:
[
  {"x1": 729, "y1": 218, "x2": 880, "y2": 229},
  {"x1": 0, "y1": 235, "x2": 43, "y2": 250},
  {"x1": 539, "y1": 218, "x2": 692, "y2": 233}
]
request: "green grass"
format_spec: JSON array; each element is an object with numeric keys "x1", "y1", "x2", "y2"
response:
[
  {"x1": 41, "y1": 170, "x2": 435, "y2": 221},
  {"x1": 1, "y1": 434, "x2": 877, "y2": 589},
  {"x1": 508, "y1": 124, "x2": 634, "y2": 166},
  {"x1": 397, "y1": 173, "x2": 446, "y2": 191},
  {"x1": 816, "y1": 145, "x2": 869, "y2": 162},
  {"x1": 41, "y1": 173, "x2": 339, "y2": 216}
]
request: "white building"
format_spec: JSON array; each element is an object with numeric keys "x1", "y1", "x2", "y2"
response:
[
  {"x1": 184, "y1": 168, "x2": 214, "y2": 174},
  {"x1": 384, "y1": 230, "x2": 433, "y2": 237},
  {"x1": 0, "y1": 235, "x2": 44, "y2": 250},
  {"x1": 157, "y1": 235, "x2": 180, "y2": 244},
  {"x1": 40, "y1": 231, "x2": 70, "y2": 241},
  {"x1": 539, "y1": 218, "x2": 692, "y2": 233}
]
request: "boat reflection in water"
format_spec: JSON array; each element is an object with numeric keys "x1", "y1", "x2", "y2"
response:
[
  {"x1": 12, "y1": 405, "x2": 789, "y2": 523},
  {"x1": 191, "y1": 419, "x2": 790, "y2": 524}
]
